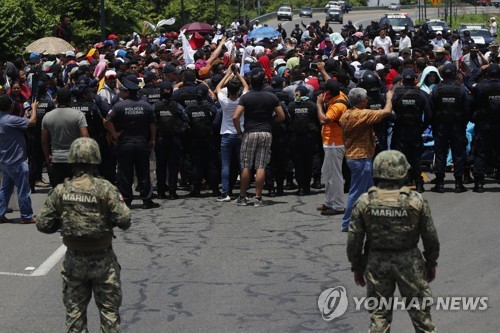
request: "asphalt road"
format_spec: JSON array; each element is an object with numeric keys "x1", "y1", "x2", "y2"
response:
[{"x1": 1, "y1": 7, "x2": 500, "y2": 333}]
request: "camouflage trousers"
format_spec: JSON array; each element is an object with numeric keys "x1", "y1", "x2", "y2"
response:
[
  {"x1": 365, "y1": 248, "x2": 436, "y2": 333},
  {"x1": 62, "y1": 249, "x2": 122, "y2": 333}
]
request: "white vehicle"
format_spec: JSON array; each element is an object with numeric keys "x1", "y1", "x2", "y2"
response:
[
  {"x1": 325, "y1": 1, "x2": 341, "y2": 12},
  {"x1": 388, "y1": 3, "x2": 401, "y2": 10},
  {"x1": 277, "y1": 6, "x2": 293, "y2": 21}
]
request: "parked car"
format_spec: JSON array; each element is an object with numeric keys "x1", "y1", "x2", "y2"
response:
[
  {"x1": 299, "y1": 7, "x2": 313, "y2": 18},
  {"x1": 277, "y1": 6, "x2": 293, "y2": 21},
  {"x1": 388, "y1": 3, "x2": 401, "y2": 10},
  {"x1": 458, "y1": 24, "x2": 495, "y2": 51},
  {"x1": 379, "y1": 13, "x2": 415, "y2": 48},
  {"x1": 426, "y1": 19, "x2": 451, "y2": 38},
  {"x1": 326, "y1": 7, "x2": 344, "y2": 24}
]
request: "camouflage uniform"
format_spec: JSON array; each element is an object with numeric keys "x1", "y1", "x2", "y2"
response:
[
  {"x1": 36, "y1": 138, "x2": 131, "y2": 333},
  {"x1": 347, "y1": 151, "x2": 440, "y2": 333}
]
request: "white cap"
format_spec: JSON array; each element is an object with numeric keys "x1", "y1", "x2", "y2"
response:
[
  {"x1": 274, "y1": 59, "x2": 286, "y2": 68},
  {"x1": 65, "y1": 50, "x2": 75, "y2": 57},
  {"x1": 105, "y1": 70, "x2": 117, "y2": 78},
  {"x1": 376, "y1": 63, "x2": 385, "y2": 71}
]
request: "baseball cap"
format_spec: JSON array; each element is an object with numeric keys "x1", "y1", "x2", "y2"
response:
[
  {"x1": 29, "y1": 52, "x2": 41, "y2": 64},
  {"x1": 105, "y1": 70, "x2": 117, "y2": 78},
  {"x1": 295, "y1": 85, "x2": 309, "y2": 97},
  {"x1": 143, "y1": 71, "x2": 157, "y2": 83},
  {"x1": 274, "y1": 58, "x2": 286, "y2": 69},
  {"x1": 401, "y1": 47, "x2": 411, "y2": 54},
  {"x1": 436, "y1": 31, "x2": 442, "y2": 35},
  {"x1": 120, "y1": 77, "x2": 141, "y2": 91},
  {"x1": 162, "y1": 64, "x2": 178, "y2": 74},
  {"x1": 108, "y1": 34, "x2": 119, "y2": 39},
  {"x1": 402, "y1": 68, "x2": 416, "y2": 80},
  {"x1": 442, "y1": 63, "x2": 456, "y2": 77},
  {"x1": 65, "y1": 51, "x2": 76, "y2": 58},
  {"x1": 486, "y1": 63, "x2": 500, "y2": 76},
  {"x1": 435, "y1": 47, "x2": 446, "y2": 54},
  {"x1": 271, "y1": 76, "x2": 284, "y2": 87}
]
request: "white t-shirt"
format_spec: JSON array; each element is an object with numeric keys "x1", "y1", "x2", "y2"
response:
[
  {"x1": 218, "y1": 89, "x2": 245, "y2": 134},
  {"x1": 399, "y1": 36, "x2": 412, "y2": 50},
  {"x1": 372, "y1": 36, "x2": 393, "y2": 54},
  {"x1": 490, "y1": 21, "x2": 497, "y2": 36}
]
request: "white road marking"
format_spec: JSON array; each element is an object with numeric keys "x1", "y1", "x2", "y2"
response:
[
  {"x1": 31, "y1": 244, "x2": 66, "y2": 276},
  {"x1": 0, "y1": 244, "x2": 66, "y2": 277}
]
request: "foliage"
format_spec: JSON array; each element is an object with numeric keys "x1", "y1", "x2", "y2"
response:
[{"x1": 0, "y1": 0, "x2": 373, "y2": 62}]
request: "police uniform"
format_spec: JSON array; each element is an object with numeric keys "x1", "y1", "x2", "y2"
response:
[
  {"x1": 430, "y1": 67, "x2": 470, "y2": 193},
  {"x1": 36, "y1": 137, "x2": 131, "y2": 333},
  {"x1": 347, "y1": 150, "x2": 439, "y2": 333},
  {"x1": 287, "y1": 92, "x2": 320, "y2": 195},
  {"x1": 265, "y1": 86, "x2": 291, "y2": 196},
  {"x1": 185, "y1": 88, "x2": 219, "y2": 196},
  {"x1": 106, "y1": 78, "x2": 158, "y2": 207},
  {"x1": 471, "y1": 65, "x2": 500, "y2": 191},
  {"x1": 139, "y1": 83, "x2": 161, "y2": 105},
  {"x1": 391, "y1": 70, "x2": 432, "y2": 192},
  {"x1": 28, "y1": 95, "x2": 55, "y2": 190},
  {"x1": 154, "y1": 81, "x2": 189, "y2": 199},
  {"x1": 290, "y1": 25, "x2": 303, "y2": 42}
]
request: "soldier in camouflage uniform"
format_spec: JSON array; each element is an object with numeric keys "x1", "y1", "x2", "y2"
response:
[
  {"x1": 347, "y1": 150, "x2": 440, "y2": 333},
  {"x1": 36, "y1": 137, "x2": 131, "y2": 333}
]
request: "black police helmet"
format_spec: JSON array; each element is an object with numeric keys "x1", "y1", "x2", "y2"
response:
[{"x1": 358, "y1": 70, "x2": 381, "y2": 92}]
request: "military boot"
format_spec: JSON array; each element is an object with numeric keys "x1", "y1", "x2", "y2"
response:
[
  {"x1": 276, "y1": 183, "x2": 284, "y2": 196},
  {"x1": 415, "y1": 181, "x2": 425, "y2": 193},
  {"x1": 454, "y1": 180, "x2": 467, "y2": 193},
  {"x1": 473, "y1": 181, "x2": 485, "y2": 193},
  {"x1": 166, "y1": 189, "x2": 179, "y2": 200},
  {"x1": 463, "y1": 170, "x2": 474, "y2": 184},
  {"x1": 311, "y1": 176, "x2": 322, "y2": 189},
  {"x1": 430, "y1": 182, "x2": 445, "y2": 193}
]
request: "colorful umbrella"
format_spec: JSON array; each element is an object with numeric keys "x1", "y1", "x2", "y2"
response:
[
  {"x1": 181, "y1": 22, "x2": 214, "y2": 33},
  {"x1": 246, "y1": 26, "x2": 280, "y2": 39}
]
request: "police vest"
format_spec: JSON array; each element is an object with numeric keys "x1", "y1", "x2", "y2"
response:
[
  {"x1": 186, "y1": 101, "x2": 214, "y2": 137},
  {"x1": 155, "y1": 100, "x2": 188, "y2": 136},
  {"x1": 275, "y1": 90, "x2": 291, "y2": 106},
  {"x1": 433, "y1": 84, "x2": 463, "y2": 124},
  {"x1": 59, "y1": 177, "x2": 113, "y2": 240},
  {"x1": 364, "y1": 186, "x2": 421, "y2": 251},
  {"x1": 140, "y1": 87, "x2": 161, "y2": 105},
  {"x1": 73, "y1": 100, "x2": 104, "y2": 139},
  {"x1": 477, "y1": 82, "x2": 500, "y2": 123},
  {"x1": 394, "y1": 87, "x2": 422, "y2": 126},
  {"x1": 35, "y1": 98, "x2": 54, "y2": 128},
  {"x1": 176, "y1": 89, "x2": 198, "y2": 108},
  {"x1": 367, "y1": 94, "x2": 388, "y2": 132},
  {"x1": 288, "y1": 100, "x2": 319, "y2": 134}
]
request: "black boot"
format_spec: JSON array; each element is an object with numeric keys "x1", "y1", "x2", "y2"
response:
[
  {"x1": 454, "y1": 180, "x2": 467, "y2": 193},
  {"x1": 415, "y1": 181, "x2": 425, "y2": 193},
  {"x1": 473, "y1": 182, "x2": 484, "y2": 193},
  {"x1": 311, "y1": 177, "x2": 322, "y2": 189},
  {"x1": 157, "y1": 191, "x2": 167, "y2": 199},
  {"x1": 430, "y1": 182, "x2": 445, "y2": 193},
  {"x1": 284, "y1": 179, "x2": 297, "y2": 190},
  {"x1": 276, "y1": 183, "x2": 284, "y2": 196},
  {"x1": 142, "y1": 199, "x2": 160, "y2": 209},
  {"x1": 166, "y1": 189, "x2": 179, "y2": 200},
  {"x1": 211, "y1": 186, "x2": 221, "y2": 197},
  {"x1": 463, "y1": 171, "x2": 474, "y2": 184},
  {"x1": 189, "y1": 185, "x2": 202, "y2": 197},
  {"x1": 268, "y1": 187, "x2": 277, "y2": 197}
]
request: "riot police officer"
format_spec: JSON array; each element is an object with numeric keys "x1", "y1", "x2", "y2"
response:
[
  {"x1": 139, "y1": 71, "x2": 161, "y2": 105},
  {"x1": 470, "y1": 63, "x2": 500, "y2": 192},
  {"x1": 277, "y1": 23, "x2": 287, "y2": 39},
  {"x1": 357, "y1": 70, "x2": 389, "y2": 155},
  {"x1": 105, "y1": 77, "x2": 160, "y2": 208},
  {"x1": 347, "y1": 150, "x2": 439, "y2": 333},
  {"x1": 290, "y1": 24, "x2": 303, "y2": 43},
  {"x1": 430, "y1": 63, "x2": 470, "y2": 193},
  {"x1": 266, "y1": 76, "x2": 291, "y2": 196},
  {"x1": 185, "y1": 84, "x2": 219, "y2": 197},
  {"x1": 287, "y1": 85, "x2": 320, "y2": 195},
  {"x1": 391, "y1": 69, "x2": 432, "y2": 193},
  {"x1": 154, "y1": 81, "x2": 189, "y2": 200},
  {"x1": 36, "y1": 137, "x2": 131, "y2": 333},
  {"x1": 28, "y1": 80, "x2": 55, "y2": 191}
]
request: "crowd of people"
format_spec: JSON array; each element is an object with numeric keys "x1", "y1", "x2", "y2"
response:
[{"x1": 1, "y1": 15, "x2": 500, "y2": 229}]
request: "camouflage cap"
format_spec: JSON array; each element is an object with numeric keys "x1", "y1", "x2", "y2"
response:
[
  {"x1": 68, "y1": 137, "x2": 101, "y2": 165},
  {"x1": 373, "y1": 150, "x2": 410, "y2": 180}
]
